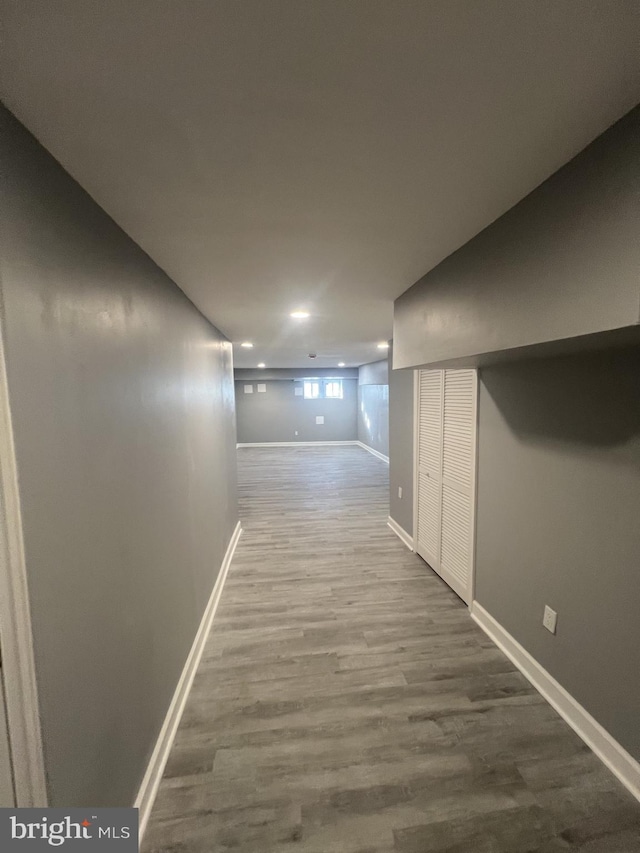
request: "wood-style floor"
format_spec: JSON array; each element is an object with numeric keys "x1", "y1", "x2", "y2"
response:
[{"x1": 143, "y1": 446, "x2": 640, "y2": 852}]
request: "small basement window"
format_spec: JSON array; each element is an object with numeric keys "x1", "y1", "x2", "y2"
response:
[
  {"x1": 303, "y1": 380, "x2": 320, "y2": 399},
  {"x1": 325, "y1": 381, "x2": 343, "y2": 399},
  {"x1": 302, "y1": 379, "x2": 343, "y2": 399}
]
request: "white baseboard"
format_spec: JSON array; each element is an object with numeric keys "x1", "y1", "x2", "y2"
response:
[
  {"x1": 387, "y1": 516, "x2": 414, "y2": 550},
  {"x1": 356, "y1": 441, "x2": 389, "y2": 464},
  {"x1": 237, "y1": 441, "x2": 359, "y2": 448},
  {"x1": 471, "y1": 601, "x2": 640, "y2": 803},
  {"x1": 235, "y1": 444, "x2": 389, "y2": 465},
  {"x1": 135, "y1": 520, "x2": 242, "y2": 838}
]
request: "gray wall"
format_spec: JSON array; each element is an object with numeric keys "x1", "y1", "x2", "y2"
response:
[
  {"x1": 0, "y1": 105, "x2": 238, "y2": 807},
  {"x1": 388, "y1": 358, "x2": 414, "y2": 535},
  {"x1": 235, "y1": 376, "x2": 358, "y2": 443},
  {"x1": 394, "y1": 105, "x2": 640, "y2": 369},
  {"x1": 476, "y1": 348, "x2": 640, "y2": 761},
  {"x1": 358, "y1": 359, "x2": 389, "y2": 386},
  {"x1": 357, "y1": 360, "x2": 389, "y2": 457}
]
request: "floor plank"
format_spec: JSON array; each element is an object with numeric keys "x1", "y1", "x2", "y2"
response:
[{"x1": 143, "y1": 446, "x2": 640, "y2": 852}]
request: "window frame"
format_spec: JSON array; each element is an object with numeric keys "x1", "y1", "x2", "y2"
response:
[{"x1": 301, "y1": 379, "x2": 344, "y2": 400}]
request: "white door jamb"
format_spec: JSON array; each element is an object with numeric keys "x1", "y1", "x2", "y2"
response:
[{"x1": 0, "y1": 321, "x2": 47, "y2": 807}]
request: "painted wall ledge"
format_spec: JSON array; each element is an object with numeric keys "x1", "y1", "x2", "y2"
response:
[{"x1": 393, "y1": 106, "x2": 640, "y2": 370}]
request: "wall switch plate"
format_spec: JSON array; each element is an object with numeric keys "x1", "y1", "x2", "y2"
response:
[
  {"x1": 315, "y1": 416, "x2": 324, "y2": 425},
  {"x1": 398, "y1": 486, "x2": 403, "y2": 499},
  {"x1": 543, "y1": 605, "x2": 558, "y2": 634},
  {"x1": 294, "y1": 431, "x2": 298, "y2": 436}
]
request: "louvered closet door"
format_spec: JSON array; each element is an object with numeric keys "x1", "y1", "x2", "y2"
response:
[
  {"x1": 415, "y1": 368, "x2": 477, "y2": 605},
  {"x1": 439, "y1": 369, "x2": 477, "y2": 603},
  {"x1": 415, "y1": 370, "x2": 443, "y2": 570}
]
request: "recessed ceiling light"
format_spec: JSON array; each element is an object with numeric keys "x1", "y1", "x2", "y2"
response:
[
  {"x1": 240, "y1": 342, "x2": 253, "y2": 348},
  {"x1": 377, "y1": 342, "x2": 390, "y2": 349},
  {"x1": 290, "y1": 310, "x2": 310, "y2": 319},
  {"x1": 257, "y1": 362, "x2": 266, "y2": 368},
  {"x1": 338, "y1": 362, "x2": 345, "y2": 367}
]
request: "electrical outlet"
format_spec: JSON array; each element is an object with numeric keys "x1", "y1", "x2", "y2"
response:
[
  {"x1": 543, "y1": 605, "x2": 558, "y2": 634},
  {"x1": 294, "y1": 430, "x2": 298, "y2": 436},
  {"x1": 398, "y1": 486, "x2": 403, "y2": 499}
]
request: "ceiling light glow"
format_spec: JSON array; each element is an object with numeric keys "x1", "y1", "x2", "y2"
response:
[
  {"x1": 377, "y1": 342, "x2": 390, "y2": 349},
  {"x1": 290, "y1": 311, "x2": 310, "y2": 319},
  {"x1": 240, "y1": 342, "x2": 253, "y2": 348},
  {"x1": 257, "y1": 362, "x2": 266, "y2": 368},
  {"x1": 338, "y1": 362, "x2": 345, "y2": 367}
]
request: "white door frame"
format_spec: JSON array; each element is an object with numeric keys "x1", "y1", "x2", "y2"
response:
[
  {"x1": 0, "y1": 666, "x2": 15, "y2": 806},
  {"x1": 0, "y1": 323, "x2": 47, "y2": 806},
  {"x1": 412, "y1": 369, "x2": 420, "y2": 567},
  {"x1": 413, "y1": 368, "x2": 479, "y2": 607},
  {"x1": 469, "y1": 369, "x2": 480, "y2": 606}
]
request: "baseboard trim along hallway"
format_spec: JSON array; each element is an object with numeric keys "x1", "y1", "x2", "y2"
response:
[
  {"x1": 235, "y1": 441, "x2": 391, "y2": 464},
  {"x1": 134, "y1": 520, "x2": 243, "y2": 839},
  {"x1": 356, "y1": 440, "x2": 389, "y2": 463},
  {"x1": 471, "y1": 601, "x2": 640, "y2": 803},
  {"x1": 237, "y1": 441, "x2": 359, "y2": 448},
  {"x1": 387, "y1": 516, "x2": 414, "y2": 550}
]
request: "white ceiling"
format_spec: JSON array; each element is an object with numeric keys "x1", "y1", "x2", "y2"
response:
[{"x1": 1, "y1": 1, "x2": 639, "y2": 368}]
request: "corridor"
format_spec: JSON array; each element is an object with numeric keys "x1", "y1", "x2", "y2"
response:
[{"x1": 143, "y1": 447, "x2": 640, "y2": 852}]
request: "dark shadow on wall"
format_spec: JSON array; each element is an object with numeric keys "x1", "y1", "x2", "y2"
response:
[{"x1": 481, "y1": 346, "x2": 640, "y2": 457}]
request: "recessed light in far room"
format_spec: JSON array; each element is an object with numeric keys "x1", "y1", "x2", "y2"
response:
[
  {"x1": 257, "y1": 363, "x2": 266, "y2": 368},
  {"x1": 290, "y1": 310, "x2": 310, "y2": 319},
  {"x1": 338, "y1": 362, "x2": 345, "y2": 367},
  {"x1": 377, "y1": 342, "x2": 389, "y2": 349},
  {"x1": 240, "y1": 342, "x2": 253, "y2": 348}
]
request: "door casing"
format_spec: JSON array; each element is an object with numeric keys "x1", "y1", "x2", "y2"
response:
[{"x1": 0, "y1": 321, "x2": 47, "y2": 807}]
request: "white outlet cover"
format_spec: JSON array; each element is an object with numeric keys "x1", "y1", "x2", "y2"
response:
[
  {"x1": 316, "y1": 416, "x2": 324, "y2": 425},
  {"x1": 543, "y1": 605, "x2": 558, "y2": 634},
  {"x1": 243, "y1": 385, "x2": 253, "y2": 394},
  {"x1": 257, "y1": 383, "x2": 266, "y2": 393},
  {"x1": 398, "y1": 486, "x2": 403, "y2": 499}
]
